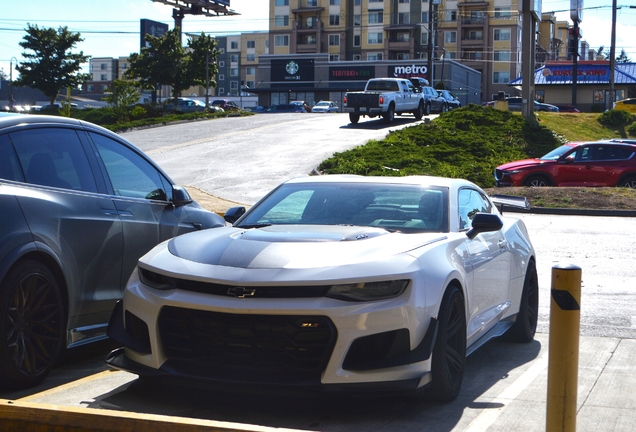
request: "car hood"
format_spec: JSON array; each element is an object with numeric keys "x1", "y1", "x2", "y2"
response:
[
  {"x1": 497, "y1": 158, "x2": 553, "y2": 170},
  {"x1": 162, "y1": 225, "x2": 446, "y2": 270}
]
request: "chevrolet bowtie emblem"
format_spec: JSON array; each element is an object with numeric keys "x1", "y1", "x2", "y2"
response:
[{"x1": 227, "y1": 287, "x2": 256, "y2": 298}]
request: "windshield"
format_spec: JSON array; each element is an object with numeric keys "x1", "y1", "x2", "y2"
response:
[
  {"x1": 540, "y1": 145, "x2": 576, "y2": 160},
  {"x1": 236, "y1": 182, "x2": 450, "y2": 233}
]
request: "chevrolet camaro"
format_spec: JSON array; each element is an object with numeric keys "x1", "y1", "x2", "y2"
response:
[{"x1": 106, "y1": 175, "x2": 538, "y2": 401}]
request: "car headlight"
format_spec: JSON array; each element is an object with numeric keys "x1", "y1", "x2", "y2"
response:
[
  {"x1": 139, "y1": 268, "x2": 179, "y2": 290},
  {"x1": 326, "y1": 280, "x2": 409, "y2": 302}
]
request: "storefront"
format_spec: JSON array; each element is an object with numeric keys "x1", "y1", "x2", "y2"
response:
[
  {"x1": 508, "y1": 61, "x2": 636, "y2": 112},
  {"x1": 250, "y1": 54, "x2": 482, "y2": 109}
]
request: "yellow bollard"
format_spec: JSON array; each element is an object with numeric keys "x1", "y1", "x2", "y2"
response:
[{"x1": 546, "y1": 264, "x2": 582, "y2": 432}]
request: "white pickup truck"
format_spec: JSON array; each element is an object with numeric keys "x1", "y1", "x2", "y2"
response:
[{"x1": 343, "y1": 78, "x2": 425, "y2": 124}]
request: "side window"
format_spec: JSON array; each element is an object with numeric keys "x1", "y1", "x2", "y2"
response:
[
  {"x1": 0, "y1": 134, "x2": 25, "y2": 182},
  {"x1": 90, "y1": 133, "x2": 172, "y2": 201},
  {"x1": 458, "y1": 189, "x2": 492, "y2": 230},
  {"x1": 574, "y1": 146, "x2": 595, "y2": 161},
  {"x1": 10, "y1": 127, "x2": 97, "y2": 192}
]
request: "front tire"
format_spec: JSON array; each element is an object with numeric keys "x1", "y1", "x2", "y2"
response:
[
  {"x1": 424, "y1": 103, "x2": 431, "y2": 116},
  {"x1": 0, "y1": 260, "x2": 65, "y2": 390},
  {"x1": 504, "y1": 260, "x2": 538, "y2": 343},
  {"x1": 523, "y1": 174, "x2": 553, "y2": 187},
  {"x1": 413, "y1": 103, "x2": 424, "y2": 120},
  {"x1": 349, "y1": 113, "x2": 360, "y2": 124},
  {"x1": 429, "y1": 286, "x2": 466, "y2": 402},
  {"x1": 619, "y1": 175, "x2": 636, "y2": 188}
]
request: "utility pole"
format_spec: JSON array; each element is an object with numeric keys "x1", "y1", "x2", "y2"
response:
[
  {"x1": 521, "y1": 0, "x2": 536, "y2": 121},
  {"x1": 609, "y1": 0, "x2": 617, "y2": 109}
]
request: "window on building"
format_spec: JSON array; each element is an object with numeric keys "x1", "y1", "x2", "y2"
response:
[
  {"x1": 355, "y1": 0, "x2": 361, "y2": 4},
  {"x1": 329, "y1": 34, "x2": 340, "y2": 46},
  {"x1": 87, "y1": 85, "x2": 93, "y2": 92},
  {"x1": 304, "y1": 35, "x2": 316, "y2": 44},
  {"x1": 444, "y1": 31, "x2": 457, "y2": 43},
  {"x1": 230, "y1": 81, "x2": 239, "y2": 92},
  {"x1": 230, "y1": 54, "x2": 239, "y2": 63},
  {"x1": 353, "y1": 54, "x2": 361, "y2": 60},
  {"x1": 493, "y1": 71, "x2": 510, "y2": 83},
  {"x1": 121, "y1": 63, "x2": 127, "y2": 69},
  {"x1": 329, "y1": 54, "x2": 340, "y2": 61},
  {"x1": 100, "y1": 63, "x2": 107, "y2": 70},
  {"x1": 247, "y1": 40, "x2": 255, "y2": 48},
  {"x1": 368, "y1": 11, "x2": 383, "y2": 24},
  {"x1": 448, "y1": 51, "x2": 456, "y2": 59},
  {"x1": 102, "y1": 84, "x2": 108, "y2": 91},
  {"x1": 246, "y1": 67, "x2": 255, "y2": 75},
  {"x1": 246, "y1": 53, "x2": 255, "y2": 61},
  {"x1": 230, "y1": 41, "x2": 239, "y2": 49},
  {"x1": 354, "y1": 14, "x2": 361, "y2": 25},
  {"x1": 467, "y1": 30, "x2": 482, "y2": 40},
  {"x1": 218, "y1": 74, "x2": 225, "y2": 81},
  {"x1": 330, "y1": 15, "x2": 340, "y2": 26},
  {"x1": 354, "y1": 35, "x2": 361, "y2": 46},
  {"x1": 219, "y1": 61, "x2": 225, "y2": 67},
  {"x1": 307, "y1": 0, "x2": 317, "y2": 6},
  {"x1": 219, "y1": 87, "x2": 225, "y2": 95},
  {"x1": 399, "y1": 0, "x2": 410, "y2": 3},
  {"x1": 421, "y1": 12, "x2": 428, "y2": 23},
  {"x1": 494, "y1": 8, "x2": 512, "y2": 18},
  {"x1": 245, "y1": 80, "x2": 255, "y2": 89},
  {"x1": 275, "y1": 35, "x2": 289, "y2": 46},
  {"x1": 275, "y1": 15, "x2": 289, "y2": 26},
  {"x1": 397, "y1": 33, "x2": 410, "y2": 42},
  {"x1": 230, "y1": 68, "x2": 238, "y2": 76},
  {"x1": 445, "y1": 10, "x2": 457, "y2": 22},
  {"x1": 100, "y1": 74, "x2": 107, "y2": 81},
  {"x1": 306, "y1": 16, "x2": 317, "y2": 28},
  {"x1": 494, "y1": 50, "x2": 510, "y2": 61},
  {"x1": 368, "y1": 32, "x2": 383, "y2": 44},
  {"x1": 330, "y1": 0, "x2": 340, "y2": 4},
  {"x1": 398, "y1": 13, "x2": 410, "y2": 24},
  {"x1": 368, "y1": 52, "x2": 383, "y2": 60},
  {"x1": 397, "y1": 53, "x2": 410, "y2": 60},
  {"x1": 494, "y1": 29, "x2": 511, "y2": 41},
  {"x1": 421, "y1": 32, "x2": 428, "y2": 45},
  {"x1": 275, "y1": 0, "x2": 289, "y2": 5}
]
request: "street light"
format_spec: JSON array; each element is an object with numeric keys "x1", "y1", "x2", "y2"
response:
[{"x1": 9, "y1": 57, "x2": 18, "y2": 111}]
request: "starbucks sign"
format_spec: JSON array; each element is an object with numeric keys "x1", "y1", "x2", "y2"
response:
[{"x1": 272, "y1": 59, "x2": 314, "y2": 84}]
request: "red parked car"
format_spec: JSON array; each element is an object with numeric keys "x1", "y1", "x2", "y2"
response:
[{"x1": 494, "y1": 140, "x2": 636, "y2": 187}]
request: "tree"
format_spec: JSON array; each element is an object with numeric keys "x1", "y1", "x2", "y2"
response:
[
  {"x1": 616, "y1": 49, "x2": 631, "y2": 63},
  {"x1": 103, "y1": 79, "x2": 142, "y2": 122},
  {"x1": 596, "y1": 46, "x2": 606, "y2": 57},
  {"x1": 0, "y1": 68, "x2": 8, "y2": 81},
  {"x1": 125, "y1": 29, "x2": 219, "y2": 109},
  {"x1": 15, "y1": 24, "x2": 92, "y2": 107}
]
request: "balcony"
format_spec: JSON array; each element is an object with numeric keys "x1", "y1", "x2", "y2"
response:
[{"x1": 296, "y1": 42, "x2": 318, "y2": 53}]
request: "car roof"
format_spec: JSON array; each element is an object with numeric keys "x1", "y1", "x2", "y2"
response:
[{"x1": 282, "y1": 174, "x2": 478, "y2": 191}]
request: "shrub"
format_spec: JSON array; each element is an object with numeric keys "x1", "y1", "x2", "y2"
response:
[{"x1": 598, "y1": 109, "x2": 634, "y2": 127}]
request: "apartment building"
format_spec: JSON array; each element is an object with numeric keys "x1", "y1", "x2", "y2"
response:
[{"x1": 85, "y1": 57, "x2": 119, "y2": 94}]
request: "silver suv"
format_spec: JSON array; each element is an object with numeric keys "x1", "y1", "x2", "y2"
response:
[{"x1": 0, "y1": 114, "x2": 224, "y2": 389}]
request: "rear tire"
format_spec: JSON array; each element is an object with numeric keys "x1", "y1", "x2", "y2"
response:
[
  {"x1": 0, "y1": 260, "x2": 64, "y2": 390},
  {"x1": 383, "y1": 105, "x2": 395, "y2": 123},
  {"x1": 504, "y1": 261, "x2": 538, "y2": 343},
  {"x1": 349, "y1": 113, "x2": 360, "y2": 124},
  {"x1": 523, "y1": 174, "x2": 553, "y2": 187},
  {"x1": 429, "y1": 286, "x2": 466, "y2": 402}
]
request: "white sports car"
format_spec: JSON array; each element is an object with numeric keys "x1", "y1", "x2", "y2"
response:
[{"x1": 106, "y1": 175, "x2": 538, "y2": 401}]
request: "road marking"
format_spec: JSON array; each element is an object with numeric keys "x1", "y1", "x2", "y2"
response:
[
  {"x1": 464, "y1": 353, "x2": 549, "y2": 431},
  {"x1": 17, "y1": 370, "x2": 127, "y2": 403}
]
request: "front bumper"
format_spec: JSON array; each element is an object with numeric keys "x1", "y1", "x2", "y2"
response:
[{"x1": 106, "y1": 272, "x2": 438, "y2": 393}]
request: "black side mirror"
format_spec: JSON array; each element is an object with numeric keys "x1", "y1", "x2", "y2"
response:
[
  {"x1": 224, "y1": 206, "x2": 246, "y2": 224},
  {"x1": 172, "y1": 185, "x2": 193, "y2": 206},
  {"x1": 466, "y1": 213, "x2": 503, "y2": 240}
]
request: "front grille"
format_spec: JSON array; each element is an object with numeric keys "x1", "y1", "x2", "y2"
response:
[
  {"x1": 139, "y1": 268, "x2": 331, "y2": 298},
  {"x1": 158, "y1": 307, "x2": 337, "y2": 383},
  {"x1": 494, "y1": 169, "x2": 504, "y2": 181}
]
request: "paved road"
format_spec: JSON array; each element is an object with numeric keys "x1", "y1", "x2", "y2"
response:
[{"x1": 122, "y1": 112, "x2": 427, "y2": 204}]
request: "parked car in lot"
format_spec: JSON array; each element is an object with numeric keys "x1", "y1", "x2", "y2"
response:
[
  {"x1": 0, "y1": 114, "x2": 225, "y2": 390},
  {"x1": 263, "y1": 104, "x2": 306, "y2": 113},
  {"x1": 212, "y1": 99, "x2": 240, "y2": 110},
  {"x1": 613, "y1": 98, "x2": 636, "y2": 113},
  {"x1": 312, "y1": 100, "x2": 339, "y2": 113},
  {"x1": 495, "y1": 140, "x2": 636, "y2": 187},
  {"x1": 107, "y1": 175, "x2": 537, "y2": 402},
  {"x1": 555, "y1": 105, "x2": 580, "y2": 113},
  {"x1": 290, "y1": 100, "x2": 311, "y2": 112},
  {"x1": 163, "y1": 98, "x2": 218, "y2": 113},
  {"x1": 437, "y1": 90, "x2": 461, "y2": 110},
  {"x1": 485, "y1": 97, "x2": 559, "y2": 112}
]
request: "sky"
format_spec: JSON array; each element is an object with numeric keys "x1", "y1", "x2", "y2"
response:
[{"x1": 0, "y1": 0, "x2": 634, "y2": 79}]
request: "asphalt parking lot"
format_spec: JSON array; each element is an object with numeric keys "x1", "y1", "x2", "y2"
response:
[{"x1": 2, "y1": 114, "x2": 636, "y2": 431}]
